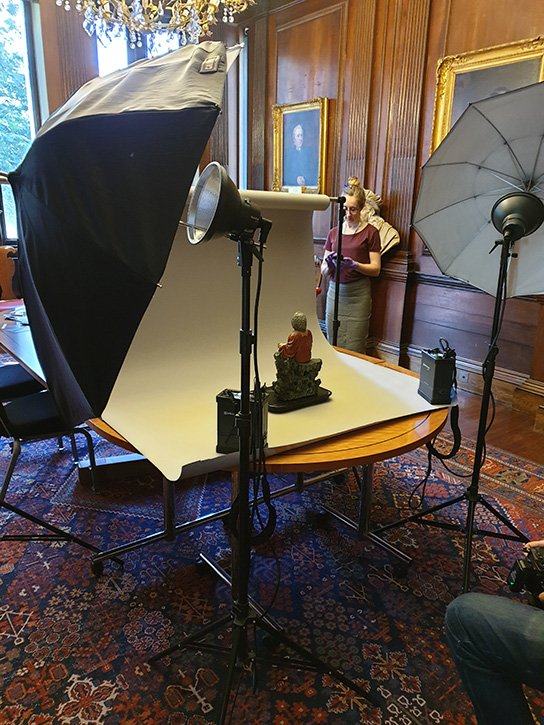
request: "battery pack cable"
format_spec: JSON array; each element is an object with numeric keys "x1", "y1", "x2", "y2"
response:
[{"x1": 409, "y1": 339, "x2": 462, "y2": 508}]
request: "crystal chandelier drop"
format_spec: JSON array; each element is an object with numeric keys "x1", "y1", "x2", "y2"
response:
[{"x1": 56, "y1": 0, "x2": 254, "y2": 48}]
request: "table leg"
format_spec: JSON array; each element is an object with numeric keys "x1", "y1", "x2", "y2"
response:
[
  {"x1": 163, "y1": 477, "x2": 176, "y2": 541},
  {"x1": 352, "y1": 465, "x2": 412, "y2": 564},
  {"x1": 316, "y1": 465, "x2": 412, "y2": 565},
  {"x1": 357, "y1": 463, "x2": 373, "y2": 539}
]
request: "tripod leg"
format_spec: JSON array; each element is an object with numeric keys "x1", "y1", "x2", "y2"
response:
[
  {"x1": 254, "y1": 615, "x2": 380, "y2": 708},
  {"x1": 478, "y1": 497, "x2": 528, "y2": 541},
  {"x1": 372, "y1": 494, "x2": 466, "y2": 535},
  {"x1": 148, "y1": 614, "x2": 232, "y2": 663},
  {"x1": 219, "y1": 622, "x2": 246, "y2": 725},
  {"x1": 462, "y1": 497, "x2": 478, "y2": 593}
]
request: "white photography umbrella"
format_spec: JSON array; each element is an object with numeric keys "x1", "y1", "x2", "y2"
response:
[{"x1": 413, "y1": 81, "x2": 544, "y2": 297}]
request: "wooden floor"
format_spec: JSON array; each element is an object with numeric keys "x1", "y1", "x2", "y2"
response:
[{"x1": 448, "y1": 389, "x2": 544, "y2": 465}]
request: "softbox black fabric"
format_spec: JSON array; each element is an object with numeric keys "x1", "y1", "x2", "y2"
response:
[{"x1": 9, "y1": 41, "x2": 228, "y2": 426}]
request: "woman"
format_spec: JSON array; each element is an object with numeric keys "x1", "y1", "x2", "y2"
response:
[{"x1": 321, "y1": 177, "x2": 381, "y2": 353}]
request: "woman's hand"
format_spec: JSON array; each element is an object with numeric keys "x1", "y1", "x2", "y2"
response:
[
  {"x1": 321, "y1": 253, "x2": 336, "y2": 276},
  {"x1": 339, "y1": 256, "x2": 359, "y2": 271}
]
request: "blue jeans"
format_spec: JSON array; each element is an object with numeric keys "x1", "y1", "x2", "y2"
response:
[{"x1": 445, "y1": 592, "x2": 544, "y2": 724}]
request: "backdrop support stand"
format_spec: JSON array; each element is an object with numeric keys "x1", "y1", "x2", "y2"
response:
[
  {"x1": 149, "y1": 223, "x2": 380, "y2": 722},
  {"x1": 331, "y1": 196, "x2": 345, "y2": 347},
  {"x1": 371, "y1": 234, "x2": 527, "y2": 592}
]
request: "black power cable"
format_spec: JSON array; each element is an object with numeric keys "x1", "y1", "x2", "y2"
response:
[{"x1": 409, "y1": 339, "x2": 462, "y2": 508}]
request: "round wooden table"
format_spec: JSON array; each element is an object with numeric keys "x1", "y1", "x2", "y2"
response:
[{"x1": 88, "y1": 356, "x2": 447, "y2": 570}]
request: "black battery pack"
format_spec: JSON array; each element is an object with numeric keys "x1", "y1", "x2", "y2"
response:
[
  {"x1": 418, "y1": 340, "x2": 456, "y2": 405},
  {"x1": 216, "y1": 388, "x2": 269, "y2": 454}
]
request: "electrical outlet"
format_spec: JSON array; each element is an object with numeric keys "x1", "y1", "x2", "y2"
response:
[{"x1": 458, "y1": 370, "x2": 469, "y2": 384}]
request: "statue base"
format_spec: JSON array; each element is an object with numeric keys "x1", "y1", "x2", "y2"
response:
[{"x1": 267, "y1": 386, "x2": 332, "y2": 413}]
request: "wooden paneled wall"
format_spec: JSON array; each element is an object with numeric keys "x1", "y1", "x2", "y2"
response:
[
  {"x1": 37, "y1": 0, "x2": 98, "y2": 114},
  {"x1": 411, "y1": 0, "x2": 544, "y2": 414}
]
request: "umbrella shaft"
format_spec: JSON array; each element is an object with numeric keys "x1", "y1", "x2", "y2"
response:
[{"x1": 179, "y1": 220, "x2": 208, "y2": 232}]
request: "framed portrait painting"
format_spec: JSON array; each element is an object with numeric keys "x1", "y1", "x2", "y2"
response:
[
  {"x1": 272, "y1": 98, "x2": 328, "y2": 193},
  {"x1": 431, "y1": 37, "x2": 544, "y2": 152}
]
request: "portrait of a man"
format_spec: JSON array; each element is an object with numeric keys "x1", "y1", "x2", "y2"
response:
[
  {"x1": 283, "y1": 122, "x2": 318, "y2": 187},
  {"x1": 450, "y1": 57, "x2": 541, "y2": 129},
  {"x1": 431, "y1": 38, "x2": 544, "y2": 151},
  {"x1": 273, "y1": 99, "x2": 328, "y2": 193}
]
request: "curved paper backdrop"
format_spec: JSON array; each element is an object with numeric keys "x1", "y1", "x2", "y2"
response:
[{"x1": 102, "y1": 191, "x2": 438, "y2": 480}]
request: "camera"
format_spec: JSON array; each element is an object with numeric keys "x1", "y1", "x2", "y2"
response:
[{"x1": 507, "y1": 546, "x2": 544, "y2": 595}]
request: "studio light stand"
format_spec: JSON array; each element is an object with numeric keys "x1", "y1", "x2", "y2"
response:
[
  {"x1": 330, "y1": 195, "x2": 345, "y2": 346},
  {"x1": 149, "y1": 163, "x2": 379, "y2": 722},
  {"x1": 372, "y1": 192, "x2": 544, "y2": 593}
]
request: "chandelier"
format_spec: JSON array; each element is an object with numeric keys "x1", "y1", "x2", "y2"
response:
[{"x1": 56, "y1": 0, "x2": 254, "y2": 48}]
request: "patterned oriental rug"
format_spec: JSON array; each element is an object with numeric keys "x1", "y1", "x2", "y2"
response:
[{"x1": 1, "y1": 430, "x2": 544, "y2": 724}]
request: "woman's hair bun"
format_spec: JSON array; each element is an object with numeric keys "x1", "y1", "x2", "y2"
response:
[{"x1": 343, "y1": 176, "x2": 365, "y2": 207}]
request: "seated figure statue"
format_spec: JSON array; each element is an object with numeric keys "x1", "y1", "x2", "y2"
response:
[{"x1": 273, "y1": 312, "x2": 322, "y2": 401}]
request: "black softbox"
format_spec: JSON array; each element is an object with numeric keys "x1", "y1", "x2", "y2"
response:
[{"x1": 8, "y1": 41, "x2": 228, "y2": 427}]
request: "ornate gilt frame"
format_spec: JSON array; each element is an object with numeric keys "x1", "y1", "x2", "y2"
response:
[
  {"x1": 272, "y1": 98, "x2": 328, "y2": 193},
  {"x1": 431, "y1": 37, "x2": 544, "y2": 152}
]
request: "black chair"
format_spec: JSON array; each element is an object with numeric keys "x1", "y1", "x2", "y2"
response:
[
  {"x1": 0, "y1": 361, "x2": 70, "y2": 453},
  {"x1": 0, "y1": 362, "x2": 44, "y2": 401},
  {"x1": 0, "y1": 389, "x2": 105, "y2": 560}
]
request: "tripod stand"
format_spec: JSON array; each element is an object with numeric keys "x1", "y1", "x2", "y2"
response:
[
  {"x1": 149, "y1": 221, "x2": 380, "y2": 722},
  {"x1": 331, "y1": 195, "x2": 345, "y2": 346},
  {"x1": 371, "y1": 232, "x2": 528, "y2": 593}
]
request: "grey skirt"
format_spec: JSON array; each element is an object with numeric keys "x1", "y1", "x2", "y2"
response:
[{"x1": 325, "y1": 277, "x2": 372, "y2": 354}]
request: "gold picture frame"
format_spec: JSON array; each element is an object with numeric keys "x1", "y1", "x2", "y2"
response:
[
  {"x1": 431, "y1": 36, "x2": 544, "y2": 152},
  {"x1": 272, "y1": 98, "x2": 328, "y2": 193}
]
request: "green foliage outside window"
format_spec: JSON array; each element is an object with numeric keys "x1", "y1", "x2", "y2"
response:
[{"x1": 0, "y1": 0, "x2": 34, "y2": 237}]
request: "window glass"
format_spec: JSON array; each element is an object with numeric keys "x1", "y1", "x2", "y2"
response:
[
  {"x1": 97, "y1": 33, "x2": 128, "y2": 76},
  {"x1": 96, "y1": 31, "x2": 181, "y2": 77},
  {"x1": 0, "y1": 0, "x2": 35, "y2": 239},
  {"x1": 145, "y1": 32, "x2": 181, "y2": 58}
]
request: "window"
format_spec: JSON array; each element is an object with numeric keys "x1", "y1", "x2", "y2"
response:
[
  {"x1": 96, "y1": 32, "x2": 182, "y2": 77},
  {"x1": 0, "y1": 0, "x2": 41, "y2": 241},
  {"x1": 96, "y1": 34, "x2": 129, "y2": 76}
]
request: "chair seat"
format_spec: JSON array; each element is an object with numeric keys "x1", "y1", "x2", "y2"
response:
[
  {"x1": 4, "y1": 391, "x2": 67, "y2": 439},
  {"x1": 0, "y1": 364, "x2": 43, "y2": 401},
  {"x1": 0, "y1": 387, "x2": 102, "y2": 559}
]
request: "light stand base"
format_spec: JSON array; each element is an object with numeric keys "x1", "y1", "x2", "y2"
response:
[
  {"x1": 371, "y1": 487, "x2": 528, "y2": 591},
  {"x1": 148, "y1": 553, "x2": 381, "y2": 723},
  {"x1": 372, "y1": 232, "x2": 532, "y2": 592}
]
